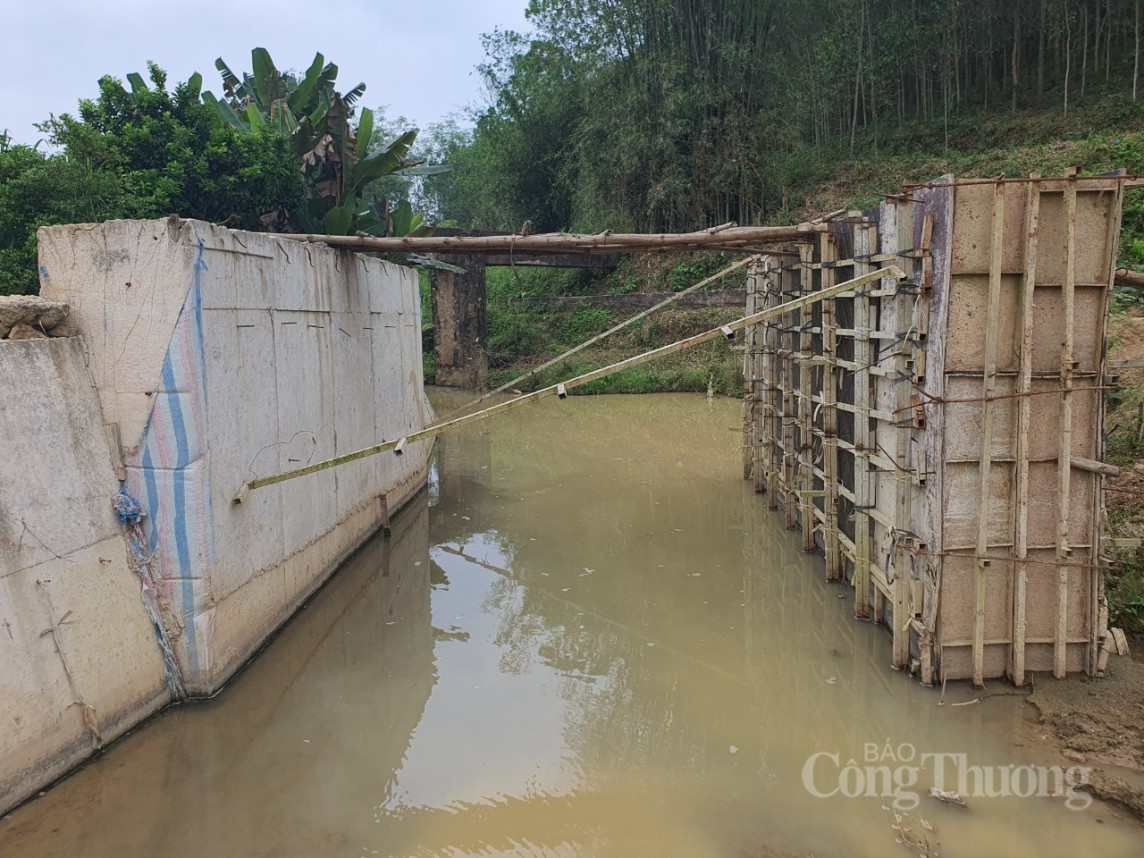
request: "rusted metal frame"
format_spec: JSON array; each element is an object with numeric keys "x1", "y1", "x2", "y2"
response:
[
  {"x1": 1054, "y1": 177, "x2": 1078, "y2": 679},
  {"x1": 798, "y1": 244, "x2": 817, "y2": 548},
  {"x1": 853, "y1": 223, "x2": 876, "y2": 618},
  {"x1": 971, "y1": 183, "x2": 1006, "y2": 687},
  {"x1": 821, "y1": 234, "x2": 844, "y2": 579},
  {"x1": 1012, "y1": 176, "x2": 1041, "y2": 687}
]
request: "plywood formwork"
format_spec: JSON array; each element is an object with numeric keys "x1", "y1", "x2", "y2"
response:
[{"x1": 744, "y1": 174, "x2": 1125, "y2": 686}]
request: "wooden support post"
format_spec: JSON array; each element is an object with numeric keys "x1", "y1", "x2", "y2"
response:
[
  {"x1": 743, "y1": 264, "x2": 759, "y2": 482},
  {"x1": 1012, "y1": 176, "x2": 1041, "y2": 687},
  {"x1": 1092, "y1": 178, "x2": 1127, "y2": 675},
  {"x1": 1055, "y1": 175, "x2": 1078, "y2": 679},
  {"x1": 890, "y1": 211, "x2": 927, "y2": 672},
  {"x1": 853, "y1": 224, "x2": 875, "y2": 619},
  {"x1": 431, "y1": 254, "x2": 488, "y2": 389},
  {"x1": 973, "y1": 182, "x2": 1005, "y2": 688},
  {"x1": 762, "y1": 259, "x2": 781, "y2": 501},
  {"x1": 799, "y1": 244, "x2": 817, "y2": 551},
  {"x1": 783, "y1": 261, "x2": 800, "y2": 527},
  {"x1": 821, "y1": 235, "x2": 843, "y2": 579}
]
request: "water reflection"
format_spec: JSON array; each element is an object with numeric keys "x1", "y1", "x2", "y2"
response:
[{"x1": 1, "y1": 392, "x2": 1141, "y2": 857}]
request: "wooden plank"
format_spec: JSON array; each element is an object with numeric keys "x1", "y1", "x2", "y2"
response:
[
  {"x1": 1055, "y1": 175, "x2": 1078, "y2": 679},
  {"x1": 1012, "y1": 176, "x2": 1041, "y2": 687},
  {"x1": 973, "y1": 181, "x2": 1006, "y2": 688},
  {"x1": 763, "y1": 258, "x2": 783, "y2": 507}
]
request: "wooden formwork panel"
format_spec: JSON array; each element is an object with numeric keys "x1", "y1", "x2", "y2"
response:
[{"x1": 744, "y1": 174, "x2": 1125, "y2": 686}]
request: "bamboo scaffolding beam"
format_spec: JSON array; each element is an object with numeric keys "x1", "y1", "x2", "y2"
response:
[
  {"x1": 1115, "y1": 268, "x2": 1144, "y2": 290},
  {"x1": 269, "y1": 224, "x2": 826, "y2": 256},
  {"x1": 973, "y1": 182, "x2": 1006, "y2": 688},
  {"x1": 1012, "y1": 176, "x2": 1042, "y2": 688},
  {"x1": 1055, "y1": 176, "x2": 1078, "y2": 679},
  {"x1": 821, "y1": 235, "x2": 843, "y2": 580},
  {"x1": 442, "y1": 257, "x2": 754, "y2": 421},
  {"x1": 853, "y1": 223, "x2": 875, "y2": 619},
  {"x1": 782, "y1": 261, "x2": 800, "y2": 528},
  {"x1": 233, "y1": 266, "x2": 906, "y2": 501},
  {"x1": 743, "y1": 262, "x2": 761, "y2": 482},
  {"x1": 1094, "y1": 178, "x2": 1127, "y2": 675},
  {"x1": 763, "y1": 259, "x2": 782, "y2": 509},
  {"x1": 798, "y1": 245, "x2": 817, "y2": 552}
]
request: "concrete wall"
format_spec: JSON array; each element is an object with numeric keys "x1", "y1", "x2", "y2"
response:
[
  {"x1": 0, "y1": 338, "x2": 171, "y2": 815},
  {"x1": 39, "y1": 218, "x2": 434, "y2": 694},
  {"x1": 0, "y1": 218, "x2": 433, "y2": 814}
]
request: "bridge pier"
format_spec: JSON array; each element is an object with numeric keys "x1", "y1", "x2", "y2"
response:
[{"x1": 430, "y1": 254, "x2": 487, "y2": 389}]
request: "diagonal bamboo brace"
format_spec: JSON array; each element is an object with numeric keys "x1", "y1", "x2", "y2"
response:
[{"x1": 233, "y1": 265, "x2": 906, "y2": 501}]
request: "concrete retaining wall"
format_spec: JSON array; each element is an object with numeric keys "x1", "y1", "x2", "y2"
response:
[
  {"x1": 0, "y1": 338, "x2": 170, "y2": 815},
  {"x1": 0, "y1": 218, "x2": 433, "y2": 813}
]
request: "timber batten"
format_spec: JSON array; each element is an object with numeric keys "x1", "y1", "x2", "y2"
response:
[{"x1": 743, "y1": 174, "x2": 1126, "y2": 685}]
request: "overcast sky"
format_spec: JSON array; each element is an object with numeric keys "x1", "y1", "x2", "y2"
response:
[{"x1": 1, "y1": 0, "x2": 532, "y2": 146}]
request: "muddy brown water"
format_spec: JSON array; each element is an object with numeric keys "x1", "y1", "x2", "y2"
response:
[{"x1": 1, "y1": 392, "x2": 1141, "y2": 857}]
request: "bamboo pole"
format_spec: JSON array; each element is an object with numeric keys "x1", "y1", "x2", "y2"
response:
[
  {"x1": 743, "y1": 262, "x2": 760, "y2": 481},
  {"x1": 1012, "y1": 176, "x2": 1041, "y2": 688},
  {"x1": 1055, "y1": 175, "x2": 1078, "y2": 679},
  {"x1": 270, "y1": 224, "x2": 826, "y2": 256},
  {"x1": 853, "y1": 223, "x2": 875, "y2": 619},
  {"x1": 821, "y1": 235, "x2": 843, "y2": 580},
  {"x1": 441, "y1": 257, "x2": 753, "y2": 421},
  {"x1": 782, "y1": 261, "x2": 800, "y2": 527},
  {"x1": 762, "y1": 259, "x2": 782, "y2": 506},
  {"x1": 799, "y1": 244, "x2": 817, "y2": 552},
  {"x1": 891, "y1": 210, "x2": 926, "y2": 672},
  {"x1": 973, "y1": 182, "x2": 1006, "y2": 688},
  {"x1": 1115, "y1": 267, "x2": 1144, "y2": 289},
  {"x1": 233, "y1": 266, "x2": 906, "y2": 501}
]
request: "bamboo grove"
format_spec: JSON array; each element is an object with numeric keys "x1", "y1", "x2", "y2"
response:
[{"x1": 448, "y1": 0, "x2": 1144, "y2": 234}]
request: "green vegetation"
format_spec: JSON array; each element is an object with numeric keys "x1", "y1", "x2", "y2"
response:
[
  {"x1": 476, "y1": 262, "x2": 743, "y2": 396},
  {"x1": 0, "y1": 48, "x2": 446, "y2": 295},
  {"x1": 0, "y1": 64, "x2": 301, "y2": 294},
  {"x1": 434, "y1": 0, "x2": 1144, "y2": 235}
]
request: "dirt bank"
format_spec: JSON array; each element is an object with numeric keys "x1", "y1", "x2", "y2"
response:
[{"x1": 1028, "y1": 651, "x2": 1144, "y2": 819}]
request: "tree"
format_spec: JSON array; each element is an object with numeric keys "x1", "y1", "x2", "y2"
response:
[
  {"x1": 42, "y1": 63, "x2": 302, "y2": 230},
  {"x1": 204, "y1": 48, "x2": 447, "y2": 235}
]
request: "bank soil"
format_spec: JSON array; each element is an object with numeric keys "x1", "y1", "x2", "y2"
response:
[{"x1": 1022, "y1": 312, "x2": 1144, "y2": 822}]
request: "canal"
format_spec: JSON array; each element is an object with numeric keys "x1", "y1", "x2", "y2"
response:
[{"x1": 0, "y1": 393, "x2": 1139, "y2": 856}]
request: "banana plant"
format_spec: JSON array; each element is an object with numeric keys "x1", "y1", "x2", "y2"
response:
[
  {"x1": 201, "y1": 48, "x2": 364, "y2": 157},
  {"x1": 202, "y1": 47, "x2": 449, "y2": 238},
  {"x1": 296, "y1": 96, "x2": 449, "y2": 236}
]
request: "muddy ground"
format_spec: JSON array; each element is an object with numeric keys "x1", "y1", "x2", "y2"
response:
[{"x1": 1022, "y1": 312, "x2": 1144, "y2": 821}]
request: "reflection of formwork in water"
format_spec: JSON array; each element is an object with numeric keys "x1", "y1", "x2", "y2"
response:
[{"x1": 742, "y1": 175, "x2": 1126, "y2": 686}]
